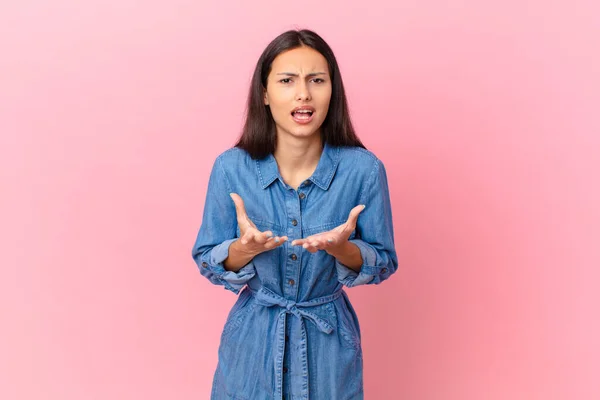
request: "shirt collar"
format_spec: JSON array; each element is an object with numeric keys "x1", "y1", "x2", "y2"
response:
[{"x1": 256, "y1": 142, "x2": 341, "y2": 190}]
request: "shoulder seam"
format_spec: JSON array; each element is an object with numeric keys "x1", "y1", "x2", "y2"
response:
[
  {"x1": 358, "y1": 157, "x2": 381, "y2": 205},
  {"x1": 346, "y1": 146, "x2": 377, "y2": 159},
  {"x1": 215, "y1": 153, "x2": 233, "y2": 194}
]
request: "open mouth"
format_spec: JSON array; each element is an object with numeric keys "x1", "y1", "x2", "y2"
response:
[
  {"x1": 292, "y1": 110, "x2": 313, "y2": 118},
  {"x1": 291, "y1": 107, "x2": 315, "y2": 123}
]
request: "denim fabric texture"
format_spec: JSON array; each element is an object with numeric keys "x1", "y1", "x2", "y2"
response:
[{"x1": 192, "y1": 143, "x2": 398, "y2": 399}]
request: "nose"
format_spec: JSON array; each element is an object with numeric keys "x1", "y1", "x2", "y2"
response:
[{"x1": 295, "y1": 80, "x2": 311, "y2": 101}]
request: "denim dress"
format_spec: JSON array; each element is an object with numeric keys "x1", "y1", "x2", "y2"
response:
[{"x1": 192, "y1": 143, "x2": 398, "y2": 399}]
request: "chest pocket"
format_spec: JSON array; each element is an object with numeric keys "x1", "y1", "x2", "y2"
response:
[
  {"x1": 236, "y1": 216, "x2": 357, "y2": 240},
  {"x1": 303, "y1": 220, "x2": 357, "y2": 240},
  {"x1": 236, "y1": 216, "x2": 285, "y2": 238}
]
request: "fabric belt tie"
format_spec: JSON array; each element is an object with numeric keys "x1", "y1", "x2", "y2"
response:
[{"x1": 249, "y1": 286, "x2": 343, "y2": 399}]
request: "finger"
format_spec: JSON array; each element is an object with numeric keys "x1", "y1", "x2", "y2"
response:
[
  {"x1": 302, "y1": 242, "x2": 318, "y2": 253},
  {"x1": 305, "y1": 243, "x2": 319, "y2": 253},
  {"x1": 240, "y1": 229, "x2": 254, "y2": 245},
  {"x1": 265, "y1": 236, "x2": 286, "y2": 249},
  {"x1": 291, "y1": 238, "x2": 308, "y2": 246},
  {"x1": 262, "y1": 237, "x2": 276, "y2": 249},
  {"x1": 253, "y1": 230, "x2": 272, "y2": 245},
  {"x1": 310, "y1": 238, "x2": 324, "y2": 250},
  {"x1": 346, "y1": 204, "x2": 366, "y2": 228},
  {"x1": 252, "y1": 231, "x2": 264, "y2": 244},
  {"x1": 265, "y1": 236, "x2": 287, "y2": 249},
  {"x1": 324, "y1": 236, "x2": 337, "y2": 248},
  {"x1": 229, "y1": 193, "x2": 249, "y2": 221}
]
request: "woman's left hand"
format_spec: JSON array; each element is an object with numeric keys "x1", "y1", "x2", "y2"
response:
[{"x1": 291, "y1": 205, "x2": 365, "y2": 254}]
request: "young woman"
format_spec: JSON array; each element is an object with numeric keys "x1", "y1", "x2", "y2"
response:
[{"x1": 192, "y1": 29, "x2": 398, "y2": 400}]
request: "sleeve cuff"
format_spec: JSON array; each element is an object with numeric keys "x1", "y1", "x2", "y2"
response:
[
  {"x1": 200, "y1": 239, "x2": 256, "y2": 294},
  {"x1": 335, "y1": 239, "x2": 390, "y2": 287}
]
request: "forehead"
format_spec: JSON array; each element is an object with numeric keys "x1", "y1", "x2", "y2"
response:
[{"x1": 270, "y1": 46, "x2": 329, "y2": 73}]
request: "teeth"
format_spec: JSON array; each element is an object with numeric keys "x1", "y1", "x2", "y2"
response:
[{"x1": 295, "y1": 109, "x2": 312, "y2": 113}]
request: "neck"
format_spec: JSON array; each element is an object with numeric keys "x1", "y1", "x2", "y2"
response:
[{"x1": 273, "y1": 134, "x2": 323, "y2": 188}]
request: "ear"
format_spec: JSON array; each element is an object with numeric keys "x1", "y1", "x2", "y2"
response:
[{"x1": 263, "y1": 88, "x2": 269, "y2": 105}]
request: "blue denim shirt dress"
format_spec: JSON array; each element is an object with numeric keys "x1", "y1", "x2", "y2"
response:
[{"x1": 192, "y1": 142, "x2": 398, "y2": 399}]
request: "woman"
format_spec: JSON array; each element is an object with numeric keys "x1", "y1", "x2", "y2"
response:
[{"x1": 192, "y1": 29, "x2": 398, "y2": 400}]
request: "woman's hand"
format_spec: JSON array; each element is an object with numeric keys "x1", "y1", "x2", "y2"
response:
[
  {"x1": 230, "y1": 193, "x2": 288, "y2": 257},
  {"x1": 291, "y1": 204, "x2": 365, "y2": 255}
]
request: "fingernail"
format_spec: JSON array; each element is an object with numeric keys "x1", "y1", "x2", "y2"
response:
[
  {"x1": 275, "y1": 238, "x2": 280, "y2": 243},
  {"x1": 327, "y1": 238, "x2": 333, "y2": 243},
  {"x1": 266, "y1": 232, "x2": 273, "y2": 238}
]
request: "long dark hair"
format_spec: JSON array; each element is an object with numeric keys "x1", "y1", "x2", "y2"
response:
[{"x1": 235, "y1": 29, "x2": 365, "y2": 159}]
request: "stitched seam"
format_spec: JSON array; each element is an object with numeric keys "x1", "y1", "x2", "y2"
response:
[
  {"x1": 358, "y1": 158, "x2": 380, "y2": 206},
  {"x1": 255, "y1": 159, "x2": 264, "y2": 187},
  {"x1": 217, "y1": 155, "x2": 233, "y2": 194},
  {"x1": 322, "y1": 146, "x2": 341, "y2": 189}
]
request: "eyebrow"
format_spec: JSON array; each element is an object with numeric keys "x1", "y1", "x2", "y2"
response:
[{"x1": 276, "y1": 72, "x2": 327, "y2": 77}]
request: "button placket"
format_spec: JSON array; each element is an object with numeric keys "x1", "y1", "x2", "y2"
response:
[{"x1": 284, "y1": 188, "x2": 302, "y2": 300}]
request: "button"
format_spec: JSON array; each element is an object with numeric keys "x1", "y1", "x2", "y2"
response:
[
  {"x1": 299, "y1": 192, "x2": 306, "y2": 199},
  {"x1": 288, "y1": 279, "x2": 295, "y2": 286},
  {"x1": 291, "y1": 219, "x2": 298, "y2": 226},
  {"x1": 290, "y1": 254, "x2": 297, "y2": 261},
  {"x1": 201, "y1": 262, "x2": 208, "y2": 268},
  {"x1": 304, "y1": 180, "x2": 310, "y2": 186},
  {"x1": 382, "y1": 268, "x2": 388, "y2": 273},
  {"x1": 283, "y1": 366, "x2": 288, "y2": 373}
]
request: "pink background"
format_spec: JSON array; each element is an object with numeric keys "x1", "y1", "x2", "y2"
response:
[{"x1": 2, "y1": 1, "x2": 599, "y2": 399}]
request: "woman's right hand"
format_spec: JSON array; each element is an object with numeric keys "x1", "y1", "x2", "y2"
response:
[{"x1": 229, "y1": 193, "x2": 288, "y2": 257}]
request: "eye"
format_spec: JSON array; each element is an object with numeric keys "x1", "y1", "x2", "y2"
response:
[
  {"x1": 279, "y1": 78, "x2": 292, "y2": 84},
  {"x1": 311, "y1": 78, "x2": 325, "y2": 83}
]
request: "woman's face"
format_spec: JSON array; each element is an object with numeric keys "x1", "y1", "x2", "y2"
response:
[{"x1": 264, "y1": 46, "x2": 332, "y2": 141}]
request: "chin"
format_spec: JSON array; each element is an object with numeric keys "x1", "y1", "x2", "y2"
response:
[
  {"x1": 290, "y1": 123, "x2": 324, "y2": 137},
  {"x1": 289, "y1": 129, "x2": 321, "y2": 139}
]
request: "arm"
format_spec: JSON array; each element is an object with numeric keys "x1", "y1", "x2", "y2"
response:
[
  {"x1": 223, "y1": 239, "x2": 256, "y2": 271},
  {"x1": 326, "y1": 241, "x2": 362, "y2": 272},
  {"x1": 335, "y1": 158, "x2": 398, "y2": 287},
  {"x1": 191, "y1": 156, "x2": 287, "y2": 293},
  {"x1": 191, "y1": 156, "x2": 256, "y2": 294}
]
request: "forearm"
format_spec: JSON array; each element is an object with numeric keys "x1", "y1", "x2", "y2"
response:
[
  {"x1": 224, "y1": 239, "x2": 257, "y2": 272},
  {"x1": 328, "y1": 241, "x2": 362, "y2": 272}
]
